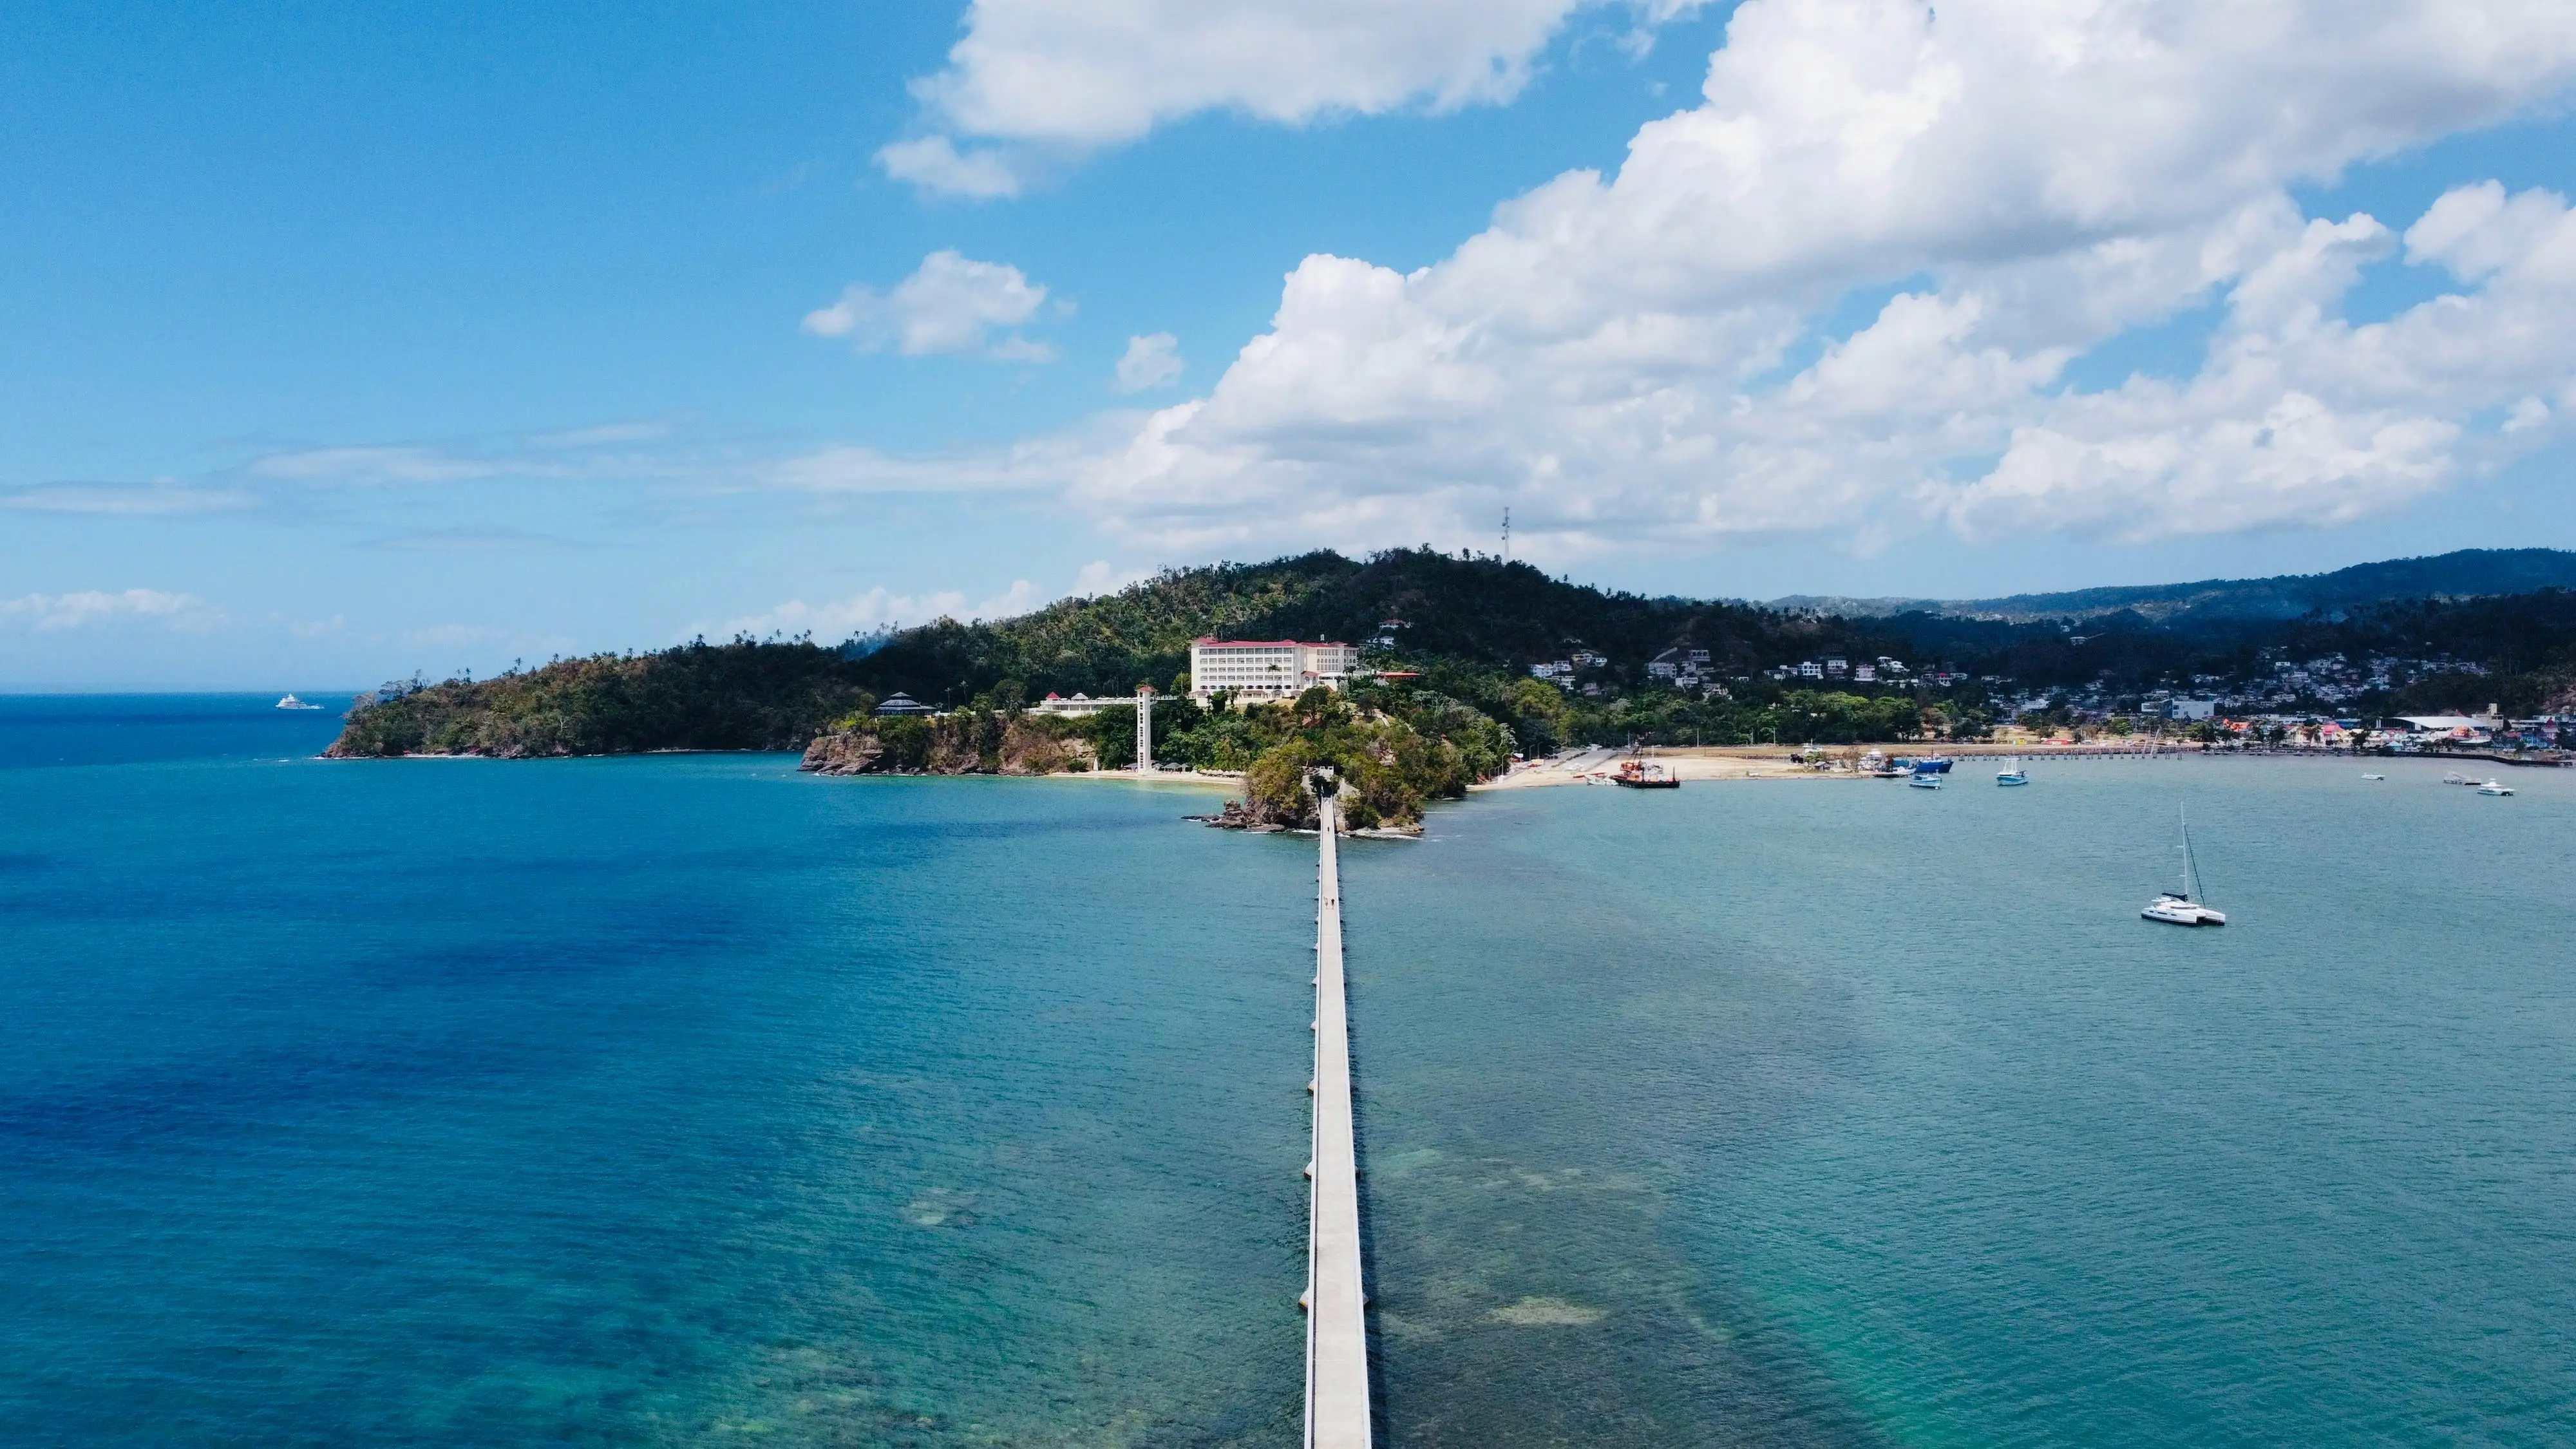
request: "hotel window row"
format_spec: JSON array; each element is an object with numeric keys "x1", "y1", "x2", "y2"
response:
[{"x1": 1188, "y1": 639, "x2": 1359, "y2": 700}]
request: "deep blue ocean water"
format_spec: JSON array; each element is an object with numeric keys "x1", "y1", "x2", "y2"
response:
[{"x1": 5, "y1": 696, "x2": 2572, "y2": 1446}]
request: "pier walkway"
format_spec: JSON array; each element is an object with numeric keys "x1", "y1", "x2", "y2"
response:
[{"x1": 1305, "y1": 790, "x2": 1372, "y2": 1448}]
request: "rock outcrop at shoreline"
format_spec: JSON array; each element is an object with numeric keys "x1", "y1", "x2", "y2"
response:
[
  {"x1": 798, "y1": 731, "x2": 886, "y2": 775},
  {"x1": 797, "y1": 716, "x2": 1095, "y2": 777},
  {"x1": 1184, "y1": 797, "x2": 1422, "y2": 836}
]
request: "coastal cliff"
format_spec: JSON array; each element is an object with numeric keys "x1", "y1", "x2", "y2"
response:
[
  {"x1": 797, "y1": 687, "x2": 1497, "y2": 831},
  {"x1": 799, "y1": 715, "x2": 1095, "y2": 777}
]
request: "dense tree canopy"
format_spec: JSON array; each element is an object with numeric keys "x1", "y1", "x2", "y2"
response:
[{"x1": 329, "y1": 553, "x2": 2576, "y2": 773}]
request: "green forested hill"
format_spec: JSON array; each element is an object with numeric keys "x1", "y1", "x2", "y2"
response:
[
  {"x1": 325, "y1": 640, "x2": 871, "y2": 757},
  {"x1": 845, "y1": 553, "x2": 1356, "y2": 703},
  {"x1": 848, "y1": 547, "x2": 1899, "y2": 705},
  {"x1": 325, "y1": 547, "x2": 2576, "y2": 770},
  {"x1": 325, "y1": 549, "x2": 1913, "y2": 771}
]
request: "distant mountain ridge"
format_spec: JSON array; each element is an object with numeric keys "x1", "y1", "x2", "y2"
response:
[{"x1": 1769, "y1": 549, "x2": 2576, "y2": 624}]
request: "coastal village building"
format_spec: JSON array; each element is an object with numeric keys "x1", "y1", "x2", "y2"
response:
[
  {"x1": 874, "y1": 692, "x2": 936, "y2": 716},
  {"x1": 1647, "y1": 647, "x2": 1716, "y2": 692},
  {"x1": 1027, "y1": 692, "x2": 1133, "y2": 717},
  {"x1": 2394, "y1": 714, "x2": 2495, "y2": 745},
  {"x1": 1188, "y1": 638, "x2": 1359, "y2": 701}
]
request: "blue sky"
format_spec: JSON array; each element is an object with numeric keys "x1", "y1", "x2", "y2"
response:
[{"x1": 5, "y1": 1, "x2": 2575, "y2": 688}]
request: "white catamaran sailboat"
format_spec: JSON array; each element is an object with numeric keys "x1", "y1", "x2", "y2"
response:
[{"x1": 2142, "y1": 808, "x2": 2226, "y2": 926}]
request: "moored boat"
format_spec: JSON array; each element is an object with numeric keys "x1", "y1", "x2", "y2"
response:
[
  {"x1": 2142, "y1": 894, "x2": 2227, "y2": 926},
  {"x1": 2143, "y1": 808, "x2": 2226, "y2": 925},
  {"x1": 1611, "y1": 758, "x2": 1680, "y2": 789}
]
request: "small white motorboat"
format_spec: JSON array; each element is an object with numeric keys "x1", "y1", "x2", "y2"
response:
[
  {"x1": 2477, "y1": 779, "x2": 2514, "y2": 796},
  {"x1": 2360, "y1": 773, "x2": 2385, "y2": 781},
  {"x1": 2443, "y1": 771, "x2": 2475, "y2": 786},
  {"x1": 275, "y1": 693, "x2": 322, "y2": 710},
  {"x1": 2143, "y1": 808, "x2": 2226, "y2": 926},
  {"x1": 1908, "y1": 771, "x2": 1943, "y2": 789}
]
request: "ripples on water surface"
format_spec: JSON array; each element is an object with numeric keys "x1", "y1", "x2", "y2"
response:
[
  {"x1": 1356, "y1": 755, "x2": 2576, "y2": 1448},
  {"x1": 3, "y1": 697, "x2": 2571, "y2": 1446},
  {"x1": 3, "y1": 698, "x2": 1309, "y2": 1446}
]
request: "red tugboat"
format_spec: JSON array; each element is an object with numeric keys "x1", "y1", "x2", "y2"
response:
[{"x1": 1612, "y1": 757, "x2": 1680, "y2": 789}]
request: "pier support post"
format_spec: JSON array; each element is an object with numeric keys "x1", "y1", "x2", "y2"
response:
[{"x1": 1136, "y1": 685, "x2": 1154, "y2": 775}]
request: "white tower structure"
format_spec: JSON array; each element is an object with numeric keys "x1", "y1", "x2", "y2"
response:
[{"x1": 1135, "y1": 685, "x2": 1153, "y2": 774}]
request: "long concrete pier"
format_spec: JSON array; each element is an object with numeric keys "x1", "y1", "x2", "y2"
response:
[{"x1": 1304, "y1": 787, "x2": 1372, "y2": 1448}]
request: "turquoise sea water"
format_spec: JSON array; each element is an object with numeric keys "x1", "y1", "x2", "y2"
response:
[{"x1": 5, "y1": 697, "x2": 2573, "y2": 1445}]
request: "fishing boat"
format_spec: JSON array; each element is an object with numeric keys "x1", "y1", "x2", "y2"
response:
[
  {"x1": 1914, "y1": 756, "x2": 1954, "y2": 774},
  {"x1": 1908, "y1": 770, "x2": 1943, "y2": 790},
  {"x1": 2141, "y1": 808, "x2": 2226, "y2": 926},
  {"x1": 1996, "y1": 759, "x2": 2030, "y2": 786},
  {"x1": 2443, "y1": 771, "x2": 2476, "y2": 786},
  {"x1": 274, "y1": 694, "x2": 322, "y2": 710},
  {"x1": 2477, "y1": 779, "x2": 2514, "y2": 796},
  {"x1": 1611, "y1": 758, "x2": 1680, "y2": 789}
]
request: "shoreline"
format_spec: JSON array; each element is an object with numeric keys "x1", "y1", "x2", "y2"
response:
[{"x1": 1473, "y1": 742, "x2": 2519, "y2": 791}]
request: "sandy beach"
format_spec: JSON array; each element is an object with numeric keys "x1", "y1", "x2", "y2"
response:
[
  {"x1": 1477, "y1": 741, "x2": 2210, "y2": 790},
  {"x1": 1478, "y1": 745, "x2": 1832, "y2": 788}
]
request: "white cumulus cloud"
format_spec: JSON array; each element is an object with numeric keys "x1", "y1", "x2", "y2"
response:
[
  {"x1": 0, "y1": 589, "x2": 215, "y2": 631},
  {"x1": 1070, "y1": 0, "x2": 2576, "y2": 556},
  {"x1": 719, "y1": 580, "x2": 1045, "y2": 643},
  {"x1": 884, "y1": 0, "x2": 1715, "y2": 195},
  {"x1": 1114, "y1": 333, "x2": 1185, "y2": 392},
  {"x1": 875, "y1": 136, "x2": 1030, "y2": 200},
  {"x1": 802, "y1": 249, "x2": 1056, "y2": 359}
]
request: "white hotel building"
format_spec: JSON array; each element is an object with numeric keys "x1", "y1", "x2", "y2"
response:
[{"x1": 1188, "y1": 638, "x2": 1360, "y2": 701}]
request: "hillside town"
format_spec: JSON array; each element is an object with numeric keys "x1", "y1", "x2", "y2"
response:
[{"x1": 1506, "y1": 637, "x2": 2574, "y2": 759}]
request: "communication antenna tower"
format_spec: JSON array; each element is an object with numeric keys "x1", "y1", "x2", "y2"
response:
[{"x1": 1501, "y1": 507, "x2": 1511, "y2": 561}]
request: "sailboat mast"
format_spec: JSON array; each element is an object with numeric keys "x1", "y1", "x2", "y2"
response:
[
  {"x1": 2179, "y1": 807, "x2": 2199, "y2": 904},
  {"x1": 2175, "y1": 808, "x2": 2190, "y2": 900}
]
